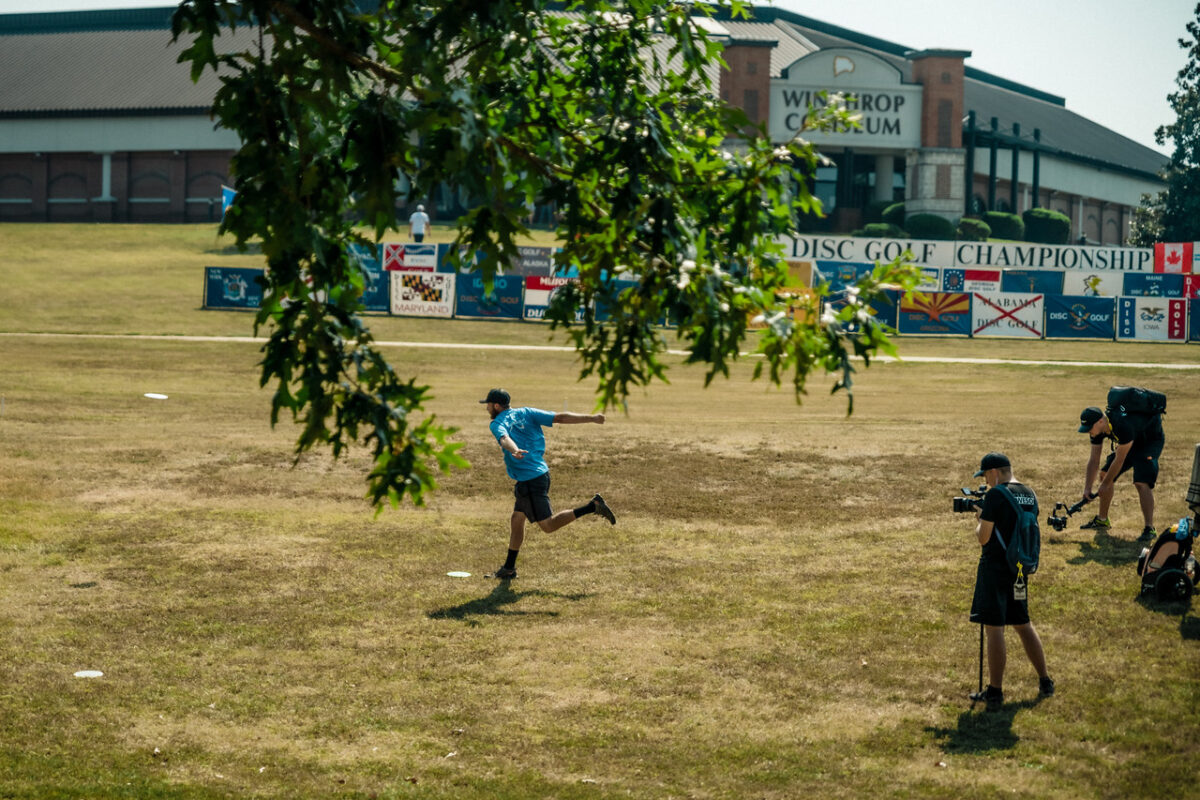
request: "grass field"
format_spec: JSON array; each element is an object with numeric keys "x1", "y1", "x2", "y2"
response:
[{"x1": 1, "y1": 225, "x2": 1198, "y2": 799}]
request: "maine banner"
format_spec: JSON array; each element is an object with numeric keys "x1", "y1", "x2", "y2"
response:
[
  {"x1": 389, "y1": 270, "x2": 455, "y2": 318},
  {"x1": 455, "y1": 274, "x2": 523, "y2": 320},
  {"x1": 1122, "y1": 272, "x2": 1185, "y2": 297},
  {"x1": 1116, "y1": 297, "x2": 1187, "y2": 341},
  {"x1": 972, "y1": 292, "x2": 1044, "y2": 338},
  {"x1": 1044, "y1": 295, "x2": 1116, "y2": 340},
  {"x1": 897, "y1": 291, "x2": 971, "y2": 335},
  {"x1": 203, "y1": 266, "x2": 264, "y2": 311}
]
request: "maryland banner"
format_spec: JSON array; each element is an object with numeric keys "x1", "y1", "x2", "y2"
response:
[
  {"x1": 389, "y1": 270, "x2": 455, "y2": 318},
  {"x1": 941, "y1": 268, "x2": 1000, "y2": 294},
  {"x1": 972, "y1": 291, "x2": 1045, "y2": 338},
  {"x1": 203, "y1": 266, "x2": 263, "y2": 311},
  {"x1": 1001, "y1": 269, "x2": 1064, "y2": 295},
  {"x1": 455, "y1": 274, "x2": 523, "y2": 319},
  {"x1": 347, "y1": 243, "x2": 389, "y2": 312},
  {"x1": 1122, "y1": 272, "x2": 1185, "y2": 297},
  {"x1": 897, "y1": 291, "x2": 971, "y2": 335},
  {"x1": 1062, "y1": 270, "x2": 1121, "y2": 297},
  {"x1": 1044, "y1": 295, "x2": 1116, "y2": 340},
  {"x1": 382, "y1": 242, "x2": 439, "y2": 271},
  {"x1": 523, "y1": 276, "x2": 583, "y2": 322},
  {"x1": 1117, "y1": 297, "x2": 1187, "y2": 341}
]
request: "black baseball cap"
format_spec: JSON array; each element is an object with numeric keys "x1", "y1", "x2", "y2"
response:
[
  {"x1": 479, "y1": 388, "x2": 510, "y2": 406},
  {"x1": 973, "y1": 452, "x2": 1011, "y2": 477},
  {"x1": 1078, "y1": 406, "x2": 1104, "y2": 433}
]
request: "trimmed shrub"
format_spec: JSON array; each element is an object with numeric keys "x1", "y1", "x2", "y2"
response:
[
  {"x1": 881, "y1": 202, "x2": 905, "y2": 227},
  {"x1": 1022, "y1": 207, "x2": 1071, "y2": 244},
  {"x1": 904, "y1": 213, "x2": 956, "y2": 241},
  {"x1": 957, "y1": 217, "x2": 991, "y2": 242},
  {"x1": 982, "y1": 211, "x2": 1024, "y2": 241},
  {"x1": 862, "y1": 199, "x2": 893, "y2": 225},
  {"x1": 851, "y1": 223, "x2": 907, "y2": 239}
]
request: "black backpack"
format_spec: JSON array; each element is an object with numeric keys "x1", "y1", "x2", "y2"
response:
[
  {"x1": 1106, "y1": 386, "x2": 1167, "y2": 418},
  {"x1": 992, "y1": 484, "x2": 1040, "y2": 577}
]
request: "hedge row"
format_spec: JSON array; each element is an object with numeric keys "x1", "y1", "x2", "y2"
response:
[{"x1": 850, "y1": 203, "x2": 1072, "y2": 244}]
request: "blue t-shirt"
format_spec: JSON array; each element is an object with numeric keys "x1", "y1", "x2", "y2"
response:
[{"x1": 490, "y1": 407, "x2": 555, "y2": 481}]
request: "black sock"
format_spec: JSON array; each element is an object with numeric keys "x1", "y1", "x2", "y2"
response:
[
  {"x1": 504, "y1": 549, "x2": 519, "y2": 570},
  {"x1": 573, "y1": 499, "x2": 596, "y2": 518}
]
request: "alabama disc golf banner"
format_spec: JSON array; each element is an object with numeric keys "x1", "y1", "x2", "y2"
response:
[
  {"x1": 1000, "y1": 269, "x2": 1064, "y2": 296},
  {"x1": 972, "y1": 291, "x2": 1045, "y2": 338},
  {"x1": 1044, "y1": 295, "x2": 1116, "y2": 340},
  {"x1": 1117, "y1": 297, "x2": 1187, "y2": 341},
  {"x1": 203, "y1": 266, "x2": 264, "y2": 311},
  {"x1": 896, "y1": 291, "x2": 971, "y2": 335},
  {"x1": 523, "y1": 276, "x2": 583, "y2": 322},
  {"x1": 454, "y1": 274, "x2": 523, "y2": 319},
  {"x1": 389, "y1": 270, "x2": 455, "y2": 318}
]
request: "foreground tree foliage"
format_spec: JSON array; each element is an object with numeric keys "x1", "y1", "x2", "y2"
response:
[
  {"x1": 1132, "y1": 1, "x2": 1200, "y2": 246},
  {"x1": 172, "y1": 0, "x2": 916, "y2": 508}
]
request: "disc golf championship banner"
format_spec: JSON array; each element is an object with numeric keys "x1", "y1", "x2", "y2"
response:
[
  {"x1": 897, "y1": 292, "x2": 971, "y2": 336},
  {"x1": 523, "y1": 276, "x2": 583, "y2": 322},
  {"x1": 1044, "y1": 295, "x2": 1116, "y2": 340},
  {"x1": 454, "y1": 274, "x2": 524, "y2": 320},
  {"x1": 203, "y1": 266, "x2": 264, "y2": 311},
  {"x1": 389, "y1": 270, "x2": 455, "y2": 318},
  {"x1": 347, "y1": 243, "x2": 389, "y2": 312},
  {"x1": 382, "y1": 242, "x2": 439, "y2": 271},
  {"x1": 1001, "y1": 269, "x2": 1064, "y2": 295},
  {"x1": 1123, "y1": 272, "x2": 1185, "y2": 297},
  {"x1": 1117, "y1": 297, "x2": 1187, "y2": 341},
  {"x1": 972, "y1": 292, "x2": 1045, "y2": 338}
]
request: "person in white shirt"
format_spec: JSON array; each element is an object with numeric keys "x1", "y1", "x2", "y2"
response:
[{"x1": 408, "y1": 204, "x2": 431, "y2": 242}]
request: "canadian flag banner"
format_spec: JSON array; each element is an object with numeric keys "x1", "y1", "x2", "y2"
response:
[{"x1": 1153, "y1": 242, "x2": 1194, "y2": 274}]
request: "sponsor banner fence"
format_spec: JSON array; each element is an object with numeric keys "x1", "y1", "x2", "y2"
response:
[
  {"x1": 348, "y1": 243, "x2": 389, "y2": 312},
  {"x1": 897, "y1": 291, "x2": 971, "y2": 336},
  {"x1": 1117, "y1": 296, "x2": 1187, "y2": 341},
  {"x1": 942, "y1": 268, "x2": 1000, "y2": 293},
  {"x1": 972, "y1": 291, "x2": 1044, "y2": 338},
  {"x1": 510, "y1": 246, "x2": 556, "y2": 276},
  {"x1": 455, "y1": 274, "x2": 524, "y2": 319},
  {"x1": 389, "y1": 271, "x2": 455, "y2": 318},
  {"x1": 1192, "y1": 299, "x2": 1200, "y2": 342},
  {"x1": 1187, "y1": 275, "x2": 1200, "y2": 299},
  {"x1": 1062, "y1": 270, "x2": 1121, "y2": 297},
  {"x1": 203, "y1": 266, "x2": 264, "y2": 311},
  {"x1": 523, "y1": 276, "x2": 583, "y2": 322},
  {"x1": 1044, "y1": 295, "x2": 1116, "y2": 340},
  {"x1": 1001, "y1": 269, "x2": 1064, "y2": 295},
  {"x1": 813, "y1": 261, "x2": 873, "y2": 292},
  {"x1": 1122, "y1": 272, "x2": 1185, "y2": 297},
  {"x1": 383, "y1": 242, "x2": 439, "y2": 271}
]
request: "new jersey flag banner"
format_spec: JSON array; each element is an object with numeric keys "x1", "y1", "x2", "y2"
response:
[
  {"x1": 1062, "y1": 270, "x2": 1120, "y2": 297},
  {"x1": 941, "y1": 268, "x2": 1000, "y2": 293},
  {"x1": 1117, "y1": 296, "x2": 1186, "y2": 341},
  {"x1": 203, "y1": 266, "x2": 263, "y2": 311},
  {"x1": 972, "y1": 292, "x2": 1044, "y2": 338},
  {"x1": 383, "y1": 242, "x2": 439, "y2": 271},
  {"x1": 1044, "y1": 295, "x2": 1116, "y2": 340},
  {"x1": 389, "y1": 271, "x2": 455, "y2": 318},
  {"x1": 455, "y1": 274, "x2": 523, "y2": 319},
  {"x1": 1001, "y1": 269, "x2": 1064, "y2": 295},
  {"x1": 1154, "y1": 242, "x2": 1194, "y2": 274},
  {"x1": 347, "y1": 243, "x2": 389, "y2": 312},
  {"x1": 523, "y1": 276, "x2": 583, "y2": 322},
  {"x1": 897, "y1": 292, "x2": 971, "y2": 335},
  {"x1": 1122, "y1": 272, "x2": 1185, "y2": 297}
]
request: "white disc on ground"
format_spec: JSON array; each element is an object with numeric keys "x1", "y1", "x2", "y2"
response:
[
  {"x1": 74, "y1": 670, "x2": 104, "y2": 678},
  {"x1": 143, "y1": 393, "x2": 168, "y2": 400},
  {"x1": 446, "y1": 571, "x2": 471, "y2": 578}
]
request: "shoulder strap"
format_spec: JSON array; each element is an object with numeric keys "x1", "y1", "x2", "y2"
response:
[{"x1": 990, "y1": 483, "x2": 1023, "y2": 552}]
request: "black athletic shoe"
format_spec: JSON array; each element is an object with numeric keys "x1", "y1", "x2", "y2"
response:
[
  {"x1": 593, "y1": 494, "x2": 616, "y2": 525},
  {"x1": 1139, "y1": 526, "x2": 1158, "y2": 542},
  {"x1": 1080, "y1": 515, "x2": 1111, "y2": 530},
  {"x1": 490, "y1": 566, "x2": 517, "y2": 580},
  {"x1": 969, "y1": 685, "x2": 1004, "y2": 712},
  {"x1": 1039, "y1": 676, "x2": 1056, "y2": 697}
]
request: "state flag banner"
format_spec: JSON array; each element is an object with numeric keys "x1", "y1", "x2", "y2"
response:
[
  {"x1": 1116, "y1": 296, "x2": 1186, "y2": 341},
  {"x1": 972, "y1": 291, "x2": 1044, "y2": 338},
  {"x1": 1122, "y1": 272, "x2": 1185, "y2": 298},
  {"x1": 383, "y1": 242, "x2": 439, "y2": 271},
  {"x1": 896, "y1": 291, "x2": 971, "y2": 336},
  {"x1": 1154, "y1": 242, "x2": 1194, "y2": 274},
  {"x1": 523, "y1": 276, "x2": 582, "y2": 322},
  {"x1": 1000, "y1": 269, "x2": 1064, "y2": 295},
  {"x1": 1062, "y1": 270, "x2": 1119, "y2": 297},
  {"x1": 1185, "y1": 275, "x2": 1200, "y2": 300},
  {"x1": 389, "y1": 271, "x2": 455, "y2": 318}
]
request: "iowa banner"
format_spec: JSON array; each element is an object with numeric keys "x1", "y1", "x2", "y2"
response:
[
  {"x1": 972, "y1": 292, "x2": 1044, "y2": 338},
  {"x1": 897, "y1": 292, "x2": 971, "y2": 335},
  {"x1": 389, "y1": 271, "x2": 455, "y2": 318},
  {"x1": 1044, "y1": 295, "x2": 1116, "y2": 340},
  {"x1": 1117, "y1": 297, "x2": 1187, "y2": 341}
]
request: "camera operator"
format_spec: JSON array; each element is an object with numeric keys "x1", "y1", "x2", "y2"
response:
[
  {"x1": 967, "y1": 452, "x2": 1055, "y2": 711},
  {"x1": 1077, "y1": 404, "x2": 1163, "y2": 541}
]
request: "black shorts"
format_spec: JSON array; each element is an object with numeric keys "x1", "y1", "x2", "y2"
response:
[
  {"x1": 969, "y1": 557, "x2": 1030, "y2": 627},
  {"x1": 513, "y1": 472, "x2": 553, "y2": 522},
  {"x1": 1102, "y1": 437, "x2": 1164, "y2": 488}
]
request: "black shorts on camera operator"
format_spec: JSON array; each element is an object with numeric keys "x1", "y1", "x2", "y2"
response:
[{"x1": 961, "y1": 452, "x2": 1055, "y2": 711}]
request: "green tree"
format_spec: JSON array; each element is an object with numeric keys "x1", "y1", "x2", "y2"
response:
[
  {"x1": 1133, "y1": 2, "x2": 1200, "y2": 245},
  {"x1": 171, "y1": 0, "x2": 916, "y2": 509}
]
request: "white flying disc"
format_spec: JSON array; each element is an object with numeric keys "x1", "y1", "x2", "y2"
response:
[
  {"x1": 143, "y1": 393, "x2": 168, "y2": 400},
  {"x1": 74, "y1": 670, "x2": 104, "y2": 678},
  {"x1": 446, "y1": 571, "x2": 471, "y2": 578}
]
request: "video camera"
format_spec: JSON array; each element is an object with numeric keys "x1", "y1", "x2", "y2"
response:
[
  {"x1": 953, "y1": 486, "x2": 988, "y2": 514},
  {"x1": 1047, "y1": 497, "x2": 1091, "y2": 532}
]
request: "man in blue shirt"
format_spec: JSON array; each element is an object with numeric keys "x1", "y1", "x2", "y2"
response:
[{"x1": 481, "y1": 388, "x2": 616, "y2": 579}]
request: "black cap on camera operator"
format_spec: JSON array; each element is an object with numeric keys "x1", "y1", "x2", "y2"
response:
[{"x1": 966, "y1": 452, "x2": 1055, "y2": 711}]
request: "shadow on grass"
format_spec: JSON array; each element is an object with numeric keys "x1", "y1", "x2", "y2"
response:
[
  {"x1": 926, "y1": 697, "x2": 1045, "y2": 754},
  {"x1": 428, "y1": 581, "x2": 592, "y2": 626},
  {"x1": 1066, "y1": 528, "x2": 1144, "y2": 567},
  {"x1": 1134, "y1": 592, "x2": 1197, "y2": 639}
]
